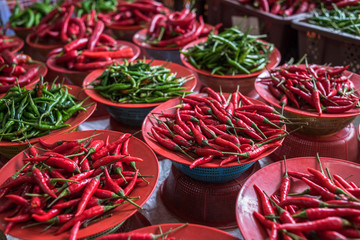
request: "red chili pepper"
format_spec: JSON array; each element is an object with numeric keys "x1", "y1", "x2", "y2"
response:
[
  {"x1": 338, "y1": 228, "x2": 360, "y2": 238},
  {"x1": 277, "y1": 217, "x2": 351, "y2": 231},
  {"x1": 88, "y1": 21, "x2": 105, "y2": 51},
  {"x1": 91, "y1": 133, "x2": 131, "y2": 161},
  {"x1": 173, "y1": 124, "x2": 194, "y2": 140},
  {"x1": 75, "y1": 175, "x2": 100, "y2": 217},
  {"x1": 279, "y1": 158, "x2": 290, "y2": 202},
  {"x1": 189, "y1": 156, "x2": 213, "y2": 169},
  {"x1": 6, "y1": 194, "x2": 28, "y2": 206},
  {"x1": 32, "y1": 168, "x2": 57, "y2": 199},
  {"x1": 32, "y1": 208, "x2": 61, "y2": 222},
  {"x1": 253, "y1": 211, "x2": 277, "y2": 230},
  {"x1": 301, "y1": 177, "x2": 342, "y2": 201},
  {"x1": 81, "y1": 48, "x2": 134, "y2": 59},
  {"x1": 293, "y1": 207, "x2": 360, "y2": 220},
  {"x1": 253, "y1": 184, "x2": 275, "y2": 217},
  {"x1": 55, "y1": 203, "x2": 121, "y2": 235},
  {"x1": 307, "y1": 168, "x2": 355, "y2": 199},
  {"x1": 4, "y1": 213, "x2": 31, "y2": 223},
  {"x1": 64, "y1": 38, "x2": 88, "y2": 52}
]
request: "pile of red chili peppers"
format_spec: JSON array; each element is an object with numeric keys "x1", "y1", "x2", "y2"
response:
[
  {"x1": 260, "y1": 63, "x2": 360, "y2": 115},
  {"x1": 48, "y1": 20, "x2": 135, "y2": 71},
  {"x1": 104, "y1": 0, "x2": 169, "y2": 27},
  {"x1": 0, "y1": 132, "x2": 148, "y2": 240},
  {"x1": 145, "y1": 8, "x2": 218, "y2": 48},
  {"x1": 237, "y1": 0, "x2": 355, "y2": 16},
  {"x1": 28, "y1": 2, "x2": 94, "y2": 44},
  {"x1": 0, "y1": 34, "x2": 23, "y2": 52},
  {"x1": 0, "y1": 50, "x2": 39, "y2": 92},
  {"x1": 148, "y1": 87, "x2": 287, "y2": 168},
  {"x1": 253, "y1": 155, "x2": 360, "y2": 239}
]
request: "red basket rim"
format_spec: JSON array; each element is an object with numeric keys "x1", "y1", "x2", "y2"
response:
[
  {"x1": 132, "y1": 24, "x2": 216, "y2": 51},
  {"x1": 255, "y1": 67, "x2": 360, "y2": 118},
  {"x1": 4, "y1": 36, "x2": 24, "y2": 53},
  {"x1": 25, "y1": 34, "x2": 62, "y2": 49},
  {"x1": 142, "y1": 93, "x2": 286, "y2": 168},
  {"x1": 130, "y1": 223, "x2": 238, "y2": 239},
  {"x1": 82, "y1": 59, "x2": 198, "y2": 108},
  {"x1": 179, "y1": 37, "x2": 281, "y2": 79},
  {"x1": 0, "y1": 129, "x2": 159, "y2": 240},
  {"x1": 236, "y1": 156, "x2": 360, "y2": 240},
  {"x1": 46, "y1": 40, "x2": 141, "y2": 74},
  {"x1": 0, "y1": 84, "x2": 96, "y2": 147}
]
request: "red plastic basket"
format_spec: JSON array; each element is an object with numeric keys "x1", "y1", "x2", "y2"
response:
[
  {"x1": 270, "y1": 123, "x2": 359, "y2": 163},
  {"x1": 255, "y1": 68, "x2": 360, "y2": 136},
  {"x1": 292, "y1": 17, "x2": 360, "y2": 74},
  {"x1": 160, "y1": 162, "x2": 260, "y2": 228}
]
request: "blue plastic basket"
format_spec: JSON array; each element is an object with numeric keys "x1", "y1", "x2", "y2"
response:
[
  {"x1": 106, "y1": 105, "x2": 155, "y2": 127},
  {"x1": 172, "y1": 161, "x2": 255, "y2": 183}
]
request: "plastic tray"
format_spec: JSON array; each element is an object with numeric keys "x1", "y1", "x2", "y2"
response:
[
  {"x1": 292, "y1": 17, "x2": 360, "y2": 74},
  {"x1": 236, "y1": 156, "x2": 360, "y2": 240},
  {"x1": 0, "y1": 84, "x2": 96, "y2": 159},
  {"x1": 0, "y1": 130, "x2": 159, "y2": 240},
  {"x1": 180, "y1": 37, "x2": 281, "y2": 94},
  {"x1": 206, "y1": 0, "x2": 308, "y2": 61},
  {"x1": 83, "y1": 59, "x2": 197, "y2": 127},
  {"x1": 255, "y1": 68, "x2": 360, "y2": 136},
  {"x1": 142, "y1": 93, "x2": 285, "y2": 183}
]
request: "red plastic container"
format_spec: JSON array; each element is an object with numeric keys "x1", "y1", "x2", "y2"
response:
[
  {"x1": 160, "y1": 162, "x2": 260, "y2": 228},
  {"x1": 270, "y1": 123, "x2": 359, "y2": 163},
  {"x1": 25, "y1": 34, "x2": 62, "y2": 61},
  {"x1": 180, "y1": 38, "x2": 281, "y2": 94}
]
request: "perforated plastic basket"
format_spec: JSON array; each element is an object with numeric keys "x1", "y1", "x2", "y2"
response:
[
  {"x1": 206, "y1": 0, "x2": 307, "y2": 61},
  {"x1": 292, "y1": 17, "x2": 360, "y2": 74},
  {"x1": 172, "y1": 161, "x2": 255, "y2": 183}
]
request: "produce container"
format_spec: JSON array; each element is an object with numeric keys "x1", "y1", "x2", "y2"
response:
[
  {"x1": 206, "y1": 0, "x2": 307, "y2": 61},
  {"x1": 83, "y1": 60, "x2": 197, "y2": 127},
  {"x1": 292, "y1": 17, "x2": 360, "y2": 74},
  {"x1": 160, "y1": 162, "x2": 259, "y2": 227},
  {"x1": 180, "y1": 37, "x2": 281, "y2": 94}
]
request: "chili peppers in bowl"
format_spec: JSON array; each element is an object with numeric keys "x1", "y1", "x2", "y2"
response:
[
  {"x1": 0, "y1": 82, "x2": 96, "y2": 159},
  {"x1": 0, "y1": 130, "x2": 159, "y2": 240},
  {"x1": 46, "y1": 21, "x2": 140, "y2": 86},
  {"x1": 0, "y1": 34, "x2": 24, "y2": 54},
  {"x1": 0, "y1": 51, "x2": 47, "y2": 93},
  {"x1": 132, "y1": 9, "x2": 218, "y2": 65},
  {"x1": 8, "y1": 0, "x2": 55, "y2": 39},
  {"x1": 236, "y1": 156, "x2": 360, "y2": 240},
  {"x1": 255, "y1": 63, "x2": 360, "y2": 135},
  {"x1": 83, "y1": 59, "x2": 197, "y2": 127},
  {"x1": 179, "y1": 26, "x2": 281, "y2": 93},
  {"x1": 106, "y1": 0, "x2": 170, "y2": 41},
  {"x1": 142, "y1": 87, "x2": 287, "y2": 173}
]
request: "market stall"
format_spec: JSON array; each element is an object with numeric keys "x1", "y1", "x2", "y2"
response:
[{"x1": 0, "y1": 0, "x2": 360, "y2": 239}]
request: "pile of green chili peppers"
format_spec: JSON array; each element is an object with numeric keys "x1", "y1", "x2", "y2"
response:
[
  {"x1": 76, "y1": 0, "x2": 118, "y2": 16},
  {"x1": 308, "y1": 4, "x2": 360, "y2": 37},
  {"x1": 8, "y1": 0, "x2": 54, "y2": 28},
  {"x1": 0, "y1": 80, "x2": 87, "y2": 142},
  {"x1": 181, "y1": 26, "x2": 274, "y2": 75},
  {"x1": 91, "y1": 60, "x2": 193, "y2": 103}
]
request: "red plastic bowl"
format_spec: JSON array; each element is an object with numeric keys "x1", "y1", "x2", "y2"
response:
[
  {"x1": 25, "y1": 34, "x2": 63, "y2": 61},
  {"x1": 2, "y1": 36, "x2": 24, "y2": 53},
  {"x1": 0, "y1": 59, "x2": 47, "y2": 93},
  {"x1": 130, "y1": 223, "x2": 238, "y2": 240},
  {"x1": 0, "y1": 84, "x2": 96, "y2": 159},
  {"x1": 46, "y1": 41, "x2": 141, "y2": 86},
  {"x1": 0, "y1": 130, "x2": 159, "y2": 240},
  {"x1": 142, "y1": 93, "x2": 285, "y2": 168},
  {"x1": 180, "y1": 37, "x2": 281, "y2": 94},
  {"x1": 255, "y1": 67, "x2": 360, "y2": 135},
  {"x1": 9, "y1": 26, "x2": 35, "y2": 40},
  {"x1": 133, "y1": 24, "x2": 216, "y2": 65},
  {"x1": 107, "y1": 24, "x2": 143, "y2": 42},
  {"x1": 83, "y1": 59, "x2": 197, "y2": 127},
  {"x1": 236, "y1": 156, "x2": 360, "y2": 240}
]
